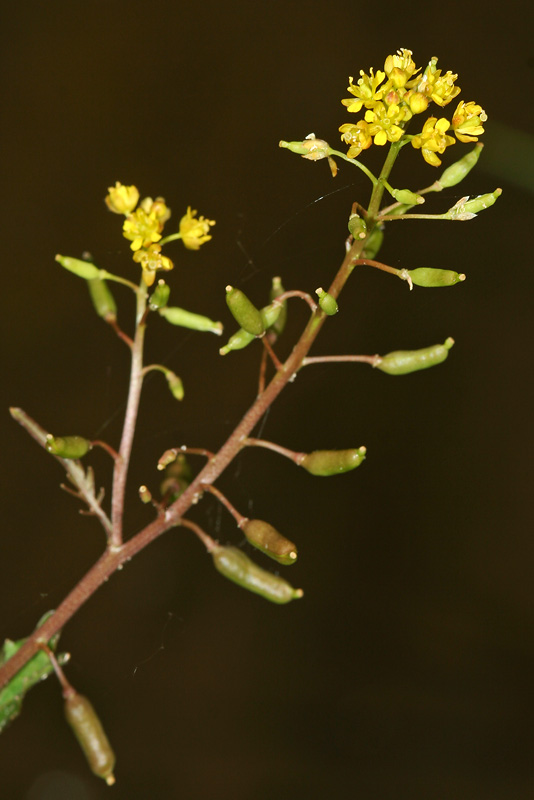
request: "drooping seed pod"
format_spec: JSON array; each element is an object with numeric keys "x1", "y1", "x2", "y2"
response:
[
  {"x1": 158, "y1": 305, "x2": 223, "y2": 334},
  {"x1": 46, "y1": 435, "x2": 92, "y2": 459},
  {"x1": 315, "y1": 288, "x2": 338, "y2": 315},
  {"x1": 225, "y1": 286, "x2": 265, "y2": 336},
  {"x1": 405, "y1": 268, "x2": 465, "y2": 288},
  {"x1": 212, "y1": 545, "x2": 303, "y2": 604},
  {"x1": 241, "y1": 519, "x2": 297, "y2": 565},
  {"x1": 87, "y1": 278, "x2": 117, "y2": 321},
  {"x1": 55, "y1": 255, "x2": 102, "y2": 281},
  {"x1": 299, "y1": 447, "x2": 366, "y2": 476},
  {"x1": 375, "y1": 337, "x2": 454, "y2": 375},
  {"x1": 64, "y1": 690, "x2": 116, "y2": 785}
]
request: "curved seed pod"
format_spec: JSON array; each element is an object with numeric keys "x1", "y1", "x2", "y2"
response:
[
  {"x1": 55, "y1": 255, "x2": 102, "y2": 280},
  {"x1": 315, "y1": 288, "x2": 338, "y2": 315},
  {"x1": 225, "y1": 286, "x2": 265, "y2": 336},
  {"x1": 242, "y1": 519, "x2": 297, "y2": 565},
  {"x1": 299, "y1": 447, "x2": 366, "y2": 476},
  {"x1": 212, "y1": 545, "x2": 303, "y2": 604},
  {"x1": 46, "y1": 435, "x2": 92, "y2": 459},
  {"x1": 88, "y1": 278, "x2": 117, "y2": 321},
  {"x1": 158, "y1": 305, "x2": 223, "y2": 334},
  {"x1": 406, "y1": 268, "x2": 465, "y2": 287},
  {"x1": 64, "y1": 691, "x2": 116, "y2": 785},
  {"x1": 375, "y1": 337, "x2": 454, "y2": 375}
]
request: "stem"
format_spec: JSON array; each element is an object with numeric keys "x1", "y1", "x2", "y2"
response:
[
  {"x1": 0, "y1": 235, "x2": 366, "y2": 690},
  {"x1": 202, "y1": 484, "x2": 245, "y2": 525},
  {"x1": 302, "y1": 354, "x2": 379, "y2": 367},
  {"x1": 244, "y1": 438, "x2": 303, "y2": 464}
]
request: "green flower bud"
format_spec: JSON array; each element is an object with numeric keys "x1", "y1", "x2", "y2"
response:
[
  {"x1": 87, "y1": 278, "x2": 117, "y2": 321},
  {"x1": 348, "y1": 213, "x2": 367, "y2": 239},
  {"x1": 242, "y1": 519, "x2": 297, "y2": 565},
  {"x1": 299, "y1": 447, "x2": 366, "y2": 476},
  {"x1": 55, "y1": 255, "x2": 102, "y2": 280},
  {"x1": 362, "y1": 226, "x2": 383, "y2": 259},
  {"x1": 64, "y1": 691, "x2": 116, "y2": 785},
  {"x1": 269, "y1": 276, "x2": 287, "y2": 336},
  {"x1": 315, "y1": 288, "x2": 338, "y2": 315},
  {"x1": 149, "y1": 280, "x2": 171, "y2": 310},
  {"x1": 375, "y1": 337, "x2": 454, "y2": 375},
  {"x1": 165, "y1": 370, "x2": 184, "y2": 401},
  {"x1": 404, "y1": 268, "x2": 466, "y2": 288},
  {"x1": 225, "y1": 286, "x2": 265, "y2": 336},
  {"x1": 437, "y1": 144, "x2": 483, "y2": 188},
  {"x1": 212, "y1": 545, "x2": 303, "y2": 604},
  {"x1": 46, "y1": 435, "x2": 92, "y2": 459},
  {"x1": 159, "y1": 306, "x2": 223, "y2": 335},
  {"x1": 391, "y1": 188, "x2": 424, "y2": 205}
]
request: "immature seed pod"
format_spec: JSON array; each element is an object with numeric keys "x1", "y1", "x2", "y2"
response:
[
  {"x1": 347, "y1": 213, "x2": 367, "y2": 239},
  {"x1": 406, "y1": 268, "x2": 465, "y2": 288},
  {"x1": 269, "y1": 276, "x2": 287, "y2": 336},
  {"x1": 64, "y1": 691, "x2": 116, "y2": 785},
  {"x1": 315, "y1": 288, "x2": 338, "y2": 315},
  {"x1": 219, "y1": 327, "x2": 255, "y2": 355},
  {"x1": 438, "y1": 144, "x2": 482, "y2": 188},
  {"x1": 212, "y1": 545, "x2": 303, "y2": 604},
  {"x1": 46, "y1": 435, "x2": 92, "y2": 459},
  {"x1": 87, "y1": 278, "x2": 117, "y2": 321},
  {"x1": 391, "y1": 188, "x2": 424, "y2": 205},
  {"x1": 375, "y1": 337, "x2": 454, "y2": 375},
  {"x1": 242, "y1": 519, "x2": 298, "y2": 565},
  {"x1": 165, "y1": 370, "x2": 184, "y2": 401},
  {"x1": 55, "y1": 255, "x2": 102, "y2": 281},
  {"x1": 299, "y1": 447, "x2": 366, "y2": 476},
  {"x1": 225, "y1": 286, "x2": 265, "y2": 336},
  {"x1": 149, "y1": 279, "x2": 171, "y2": 309},
  {"x1": 260, "y1": 300, "x2": 282, "y2": 330},
  {"x1": 158, "y1": 306, "x2": 222, "y2": 334},
  {"x1": 362, "y1": 226, "x2": 383, "y2": 259}
]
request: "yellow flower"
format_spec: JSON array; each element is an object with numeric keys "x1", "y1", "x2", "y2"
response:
[
  {"x1": 140, "y1": 196, "x2": 172, "y2": 226},
  {"x1": 105, "y1": 182, "x2": 140, "y2": 215},
  {"x1": 364, "y1": 101, "x2": 405, "y2": 146},
  {"x1": 123, "y1": 207, "x2": 163, "y2": 251},
  {"x1": 341, "y1": 68, "x2": 386, "y2": 113},
  {"x1": 415, "y1": 57, "x2": 461, "y2": 107},
  {"x1": 451, "y1": 101, "x2": 487, "y2": 143},
  {"x1": 383, "y1": 48, "x2": 419, "y2": 89},
  {"x1": 132, "y1": 244, "x2": 173, "y2": 287},
  {"x1": 179, "y1": 207, "x2": 215, "y2": 250},
  {"x1": 411, "y1": 117, "x2": 456, "y2": 166},
  {"x1": 339, "y1": 120, "x2": 373, "y2": 159}
]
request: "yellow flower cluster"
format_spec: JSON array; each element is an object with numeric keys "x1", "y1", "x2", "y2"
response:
[
  {"x1": 104, "y1": 183, "x2": 215, "y2": 286},
  {"x1": 339, "y1": 49, "x2": 487, "y2": 166}
]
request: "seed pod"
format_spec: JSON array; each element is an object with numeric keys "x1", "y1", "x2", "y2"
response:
[
  {"x1": 225, "y1": 286, "x2": 265, "y2": 336},
  {"x1": 406, "y1": 268, "x2": 465, "y2": 288},
  {"x1": 165, "y1": 370, "x2": 184, "y2": 401},
  {"x1": 348, "y1": 213, "x2": 367, "y2": 239},
  {"x1": 159, "y1": 305, "x2": 222, "y2": 334},
  {"x1": 269, "y1": 276, "x2": 287, "y2": 336},
  {"x1": 375, "y1": 337, "x2": 454, "y2": 375},
  {"x1": 315, "y1": 288, "x2": 338, "y2": 315},
  {"x1": 55, "y1": 255, "x2": 102, "y2": 281},
  {"x1": 261, "y1": 300, "x2": 282, "y2": 330},
  {"x1": 362, "y1": 226, "x2": 383, "y2": 259},
  {"x1": 88, "y1": 278, "x2": 117, "y2": 321},
  {"x1": 438, "y1": 143, "x2": 482, "y2": 188},
  {"x1": 299, "y1": 447, "x2": 366, "y2": 476},
  {"x1": 46, "y1": 435, "x2": 92, "y2": 459},
  {"x1": 212, "y1": 545, "x2": 303, "y2": 604},
  {"x1": 149, "y1": 280, "x2": 171, "y2": 310},
  {"x1": 242, "y1": 519, "x2": 297, "y2": 565},
  {"x1": 219, "y1": 326, "x2": 255, "y2": 355},
  {"x1": 391, "y1": 188, "x2": 423, "y2": 205},
  {"x1": 64, "y1": 691, "x2": 116, "y2": 785},
  {"x1": 446, "y1": 189, "x2": 501, "y2": 220}
]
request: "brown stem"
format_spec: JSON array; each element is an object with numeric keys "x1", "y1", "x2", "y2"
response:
[
  {"x1": 202, "y1": 483, "x2": 245, "y2": 526},
  {"x1": 302, "y1": 354, "x2": 379, "y2": 367}
]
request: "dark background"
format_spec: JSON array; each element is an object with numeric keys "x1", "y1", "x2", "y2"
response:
[{"x1": 1, "y1": 2, "x2": 533, "y2": 798}]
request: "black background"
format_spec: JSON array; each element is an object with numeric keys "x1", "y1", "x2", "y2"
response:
[{"x1": 1, "y1": 2, "x2": 533, "y2": 798}]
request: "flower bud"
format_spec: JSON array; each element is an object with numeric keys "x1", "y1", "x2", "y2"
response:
[
  {"x1": 375, "y1": 337, "x2": 454, "y2": 375},
  {"x1": 87, "y1": 278, "x2": 117, "y2": 321},
  {"x1": 299, "y1": 447, "x2": 366, "y2": 476},
  {"x1": 315, "y1": 288, "x2": 338, "y2": 315},
  {"x1": 159, "y1": 306, "x2": 223, "y2": 334},
  {"x1": 212, "y1": 545, "x2": 303, "y2": 604},
  {"x1": 46, "y1": 435, "x2": 92, "y2": 459},
  {"x1": 437, "y1": 144, "x2": 483, "y2": 188},
  {"x1": 105, "y1": 181, "x2": 139, "y2": 215},
  {"x1": 149, "y1": 280, "x2": 171, "y2": 310},
  {"x1": 403, "y1": 268, "x2": 465, "y2": 288},
  {"x1": 348, "y1": 213, "x2": 367, "y2": 239},
  {"x1": 225, "y1": 286, "x2": 265, "y2": 336},
  {"x1": 279, "y1": 135, "x2": 330, "y2": 160},
  {"x1": 64, "y1": 690, "x2": 116, "y2": 785},
  {"x1": 242, "y1": 519, "x2": 297, "y2": 565},
  {"x1": 55, "y1": 255, "x2": 102, "y2": 281}
]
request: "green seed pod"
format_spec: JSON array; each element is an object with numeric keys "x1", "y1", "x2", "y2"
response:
[
  {"x1": 315, "y1": 287, "x2": 338, "y2": 315},
  {"x1": 158, "y1": 306, "x2": 222, "y2": 335},
  {"x1": 348, "y1": 213, "x2": 367, "y2": 239},
  {"x1": 375, "y1": 337, "x2": 454, "y2": 375},
  {"x1": 64, "y1": 691, "x2": 116, "y2": 785},
  {"x1": 87, "y1": 278, "x2": 117, "y2": 321},
  {"x1": 269, "y1": 276, "x2": 287, "y2": 336},
  {"x1": 212, "y1": 545, "x2": 303, "y2": 604},
  {"x1": 242, "y1": 519, "x2": 297, "y2": 565},
  {"x1": 362, "y1": 226, "x2": 383, "y2": 259},
  {"x1": 55, "y1": 255, "x2": 102, "y2": 280},
  {"x1": 391, "y1": 188, "x2": 423, "y2": 205},
  {"x1": 438, "y1": 144, "x2": 482, "y2": 188},
  {"x1": 299, "y1": 447, "x2": 366, "y2": 476},
  {"x1": 446, "y1": 188, "x2": 502, "y2": 220},
  {"x1": 46, "y1": 435, "x2": 92, "y2": 459},
  {"x1": 261, "y1": 300, "x2": 282, "y2": 330},
  {"x1": 219, "y1": 327, "x2": 255, "y2": 355},
  {"x1": 406, "y1": 268, "x2": 466, "y2": 287},
  {"x1": 165, "y1": 370, "x2": 184, "y2": 401},
  {"x1": 149, "y1": 280, "x2": 171, "y2": 310},
  {"x1": 225, "y1": 286, "x2": 265, "y2": 336}
]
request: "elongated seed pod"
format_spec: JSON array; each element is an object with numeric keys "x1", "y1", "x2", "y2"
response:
[
  {"x1": 88, "y1": 278, "x2": 117, "y2": 321},
  {"x1": 407, "y1": 268, "x2": 465, "y2": 287},
  {"x1": 64, "y1": 691, "x2": 116, "y2": 785},
  {"x1": 299, "y1": 447, "x2": 366, "y2": 476},
  {"x1": 55, "y1": 255, "x2": 102, "y2": 280},
  {"x1": 242, "y1": 519, "x2": 297, "y2": 565},
  {"x1": 46, "y1": 435, "x2": 92, "y2": 459},
  {"x1": 375, "y1": 337, "x2": 454, "y2": 375},
  {"x1": 438, "y1": 144, "x2": 482, "y2": 188},
  {"x1": 212, "y1": 545, "x2": 303, "y2": 604},
  {"x1": 225, "y1": 286, "x2": 265, "y2": 336},
  {"x1": 158, "y1": 306, "x2": 222, "y2": 334}
]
